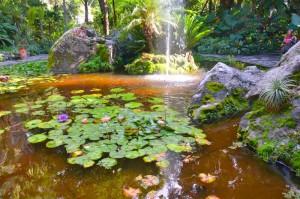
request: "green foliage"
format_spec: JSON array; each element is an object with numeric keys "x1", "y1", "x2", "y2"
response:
[
  {"x1": 259, "y1": 76, "x2": 297, "y2": 111},
  {"x1": 257, "y1": 140, "x2": 277, "y2": 162},
  {"x1": 283, "y1": 187, "x2": 300, "y2": 199},
  {"x1": 184, "y1": 14, "x2": 211, "y2": 50},
  {"x1": 78, "y1": 56, "x2": 114, "y2": 73},
  {"x1": 19, "y1": 87, "x2": 207, "y2": 169},
  {"x1": 0, "y1": 61, "x2": 48, "y2": 76},
  {"x1": 206, "y1": 81, "x2": 225, "y2": 93}
]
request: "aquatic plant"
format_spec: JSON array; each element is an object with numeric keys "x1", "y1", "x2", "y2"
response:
[
  {"x1": 259, "y1": 76, "x2": 297, "y2": 111},
  {"x1": 58, "y1": 114, "x2": 69, "y2": 123},
  {"x1": 15, "y1": 87, "x2": 208, "y2": 169}
]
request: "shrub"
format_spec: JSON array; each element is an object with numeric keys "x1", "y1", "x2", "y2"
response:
[
  {"x1": 78, "y1": 56, "x2": 114, "y2": 73},
  {"x1": 0, "y1": 54, "x2": 3, "y2": 62},
  {"x1": 259, "y1": 76, "x2": 297, "y2": 111}
]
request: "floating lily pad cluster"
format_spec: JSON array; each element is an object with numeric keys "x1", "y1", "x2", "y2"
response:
[
  {"x1": 15, "y1": 87, "x2": 208, "y2": 169},
  {"x1": 0, "y1": 75, "x2": 59, "y2": 95}
]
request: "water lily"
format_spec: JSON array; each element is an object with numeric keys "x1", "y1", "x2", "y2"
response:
[
  {"x1": 157, "y1": 120, "x2": 165, "y2": 125},
  {"x1": 81, "y1": 118, "x2": 88, "y2": 124},
  {"x1": 58, "y1": 113, "x2": 69, "y2": 123},
  {"x1": 101, "y1": 117, "x2": 111, "y2": 122}
]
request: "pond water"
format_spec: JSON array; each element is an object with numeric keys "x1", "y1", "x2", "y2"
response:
[{"x1": 0, "y1": 73, "x2": 299, "y2": 198}]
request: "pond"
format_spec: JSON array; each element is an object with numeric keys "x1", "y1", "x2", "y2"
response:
[{"x1": 0, "y1": 72, "x2": 299, "y2": 198}]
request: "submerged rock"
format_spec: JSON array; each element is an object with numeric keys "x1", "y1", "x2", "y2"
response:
[
  {"x1": 190, "y1": 62, "x2": 265, "y2": 124},
  {"x1": 48, "y1": 27, "x2": 116, "y2": 74},
  {"x1": 124, "y1": 52, "x2": 197, "y2": 75}
]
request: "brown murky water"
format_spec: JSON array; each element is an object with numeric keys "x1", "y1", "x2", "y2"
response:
[{"x1": 0, "y1": 73, "x2": 298, "y2": 198}]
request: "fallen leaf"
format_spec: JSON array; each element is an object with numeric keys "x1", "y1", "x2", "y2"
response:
[
  {"x1": 141, "y1": 175, "x2": 160, "y2": 187},
  {"x1": 123, "y1": 187, "x2": 141, "y2": 198},
  {"x1": 205, "y1": 195, "x2": 220, "y2": 199},
  {"x1": 199, "y1": 173, "x2": 216, "y2": 183},
  {"x1": 135, "y1": 175, "x2": 143, "y2": 181},
  {"x1": 146, "y1": 190, "x2": 160, "y2": 199}
]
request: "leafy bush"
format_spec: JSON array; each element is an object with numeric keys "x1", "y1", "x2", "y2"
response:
[
  {"x1": 0, "y1": 54, "x2": 3, "y2": 62},
  {"x1": 259, "y1": 76, "x2": 297, "y2": 111},
  {"x1": 0, "y1": 61, "x2": 48, "y2": 76},
  {"x1": 78, "y1": 56, "x2": 114, "y2": 73}
]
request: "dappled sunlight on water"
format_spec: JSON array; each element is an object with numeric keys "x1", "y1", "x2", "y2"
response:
[{"x1": 0, "y1": 73, "x2": 299, "y2": 198}]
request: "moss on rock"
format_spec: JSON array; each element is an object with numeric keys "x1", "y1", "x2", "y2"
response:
[{"x1": 206, "y1": 81, "x2": 225, "y2": 93}]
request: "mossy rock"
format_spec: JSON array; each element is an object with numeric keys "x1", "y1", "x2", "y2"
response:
[{"x1": 206, "y1": 82, "x2": 225, "y2": 93}]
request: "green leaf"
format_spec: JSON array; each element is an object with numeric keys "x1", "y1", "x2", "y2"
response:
[
  {"x1": 151, "y1": 105, "x2": 168, "y2": 111},
  {"x1": 121, "y1": 93, "x2": 137, "y2": 101},
  {"x1": 86, "y1": 150, "x2": 102, "y2": 160},
  {"x1": 74, "y1": 155, "x2": 95, "y2": 168},
  {"x1": 143, "y1": 155, "x2": 157, "y2": 162},
  {"x1": 46, "y1": 140, "x2": 63, "y2": 148},
  {"x1": 97, "y1": 158, "x2": 117, "y2": 169},
  {"x1": 0, "y1": 111, "x2": 11, "y2": 117},
  {"x1": 110, "y1": 87, "x2": 124, "y2": 93},
  {"x1": 156, "y1": 159, "x2": 170, "y2": 168},
  {"x1": 15, "y1": 108, "x2": 29, "y2": 113},
  {"x1": 28, "y1": 134, "x2": 47, "y2": 143},
  {"x1": 125, "y1": 102, "x2": 143, "y2": 109},
  {"x1": 167, "y1": 144, "x2": 186, "y2": 152},
  {"x1": 47, "y1": 94, "x2": 65, "y2": 102},
  {"x1": 13, "y1": 103, "x2": 27, "y2": 108},
  {"x1": 25, "y1": 119, "x2": 43, "y2": 129},
  {"x1": 109, "y1": 150, "x2": 126, "y2": 159},
  {"x1": 0, "y1": 130, "x2": 5, "y2": 135},
  {"x1": 32, "y1": 110, "x2": 46, "y2": 116},
  {"x1": 125, "y1": 151, "x2": 140, "y2": 159},
  {"x1": 147, "y1": 97, "x2": 164, "y2": 104},
  {"x1": 71, "y1": 90, "x2": 85, "y2": 94}
]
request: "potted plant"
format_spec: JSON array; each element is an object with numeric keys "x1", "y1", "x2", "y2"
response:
[{"x1": 15, "y1": 37, "x2": 29, "y2": 60}]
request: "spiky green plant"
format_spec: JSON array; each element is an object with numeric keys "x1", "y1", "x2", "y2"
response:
[{"x1": 259, "y1": 76, "x2": 297, "y2": 111}]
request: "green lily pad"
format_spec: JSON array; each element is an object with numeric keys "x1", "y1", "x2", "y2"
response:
[
  {"x1": 27, "y1": 134, "x2": 48, "y2": 143},
  {"x1": 97, "y1": 158, "x2": 117, "y2": 169},
  {"x1": 86, "y1": 150, "x2": 102, "y2": 160},
  {"x1": 13, "y1": 103, "x2": 27, "y2": 108},
  {"x1": 151, "y1": 105, "x2": 168, "y2": 111},
  {"x1": 147, "y1": 97, "x2": 164, "y2": 104},
  {"x1": 143, "y1": 155, "x2": 157, "y2": 163},
  {"x1": 121, "y1": 93, "x2": 137, "y2": 101},
  {"x1": 15, "y1": 108, "x2": 29, "y2": 113},
  {"x1": 167, "y1": 144, "x2": 186, "y2": 152},
  {"x1": 109, "y1": 150, "x2": 126, "y2": 159},
  {"x1": 32, "y1": 110, "x2": 46, "y2": 116},
  {"x1": 25, "y1": 119, "x2": 43, "y2": 129},
  {"x1": 74, "y1": 155, "x2": 95, "y2": 168},
  {"x1": 0, "y1": 111, "x2": 11, "y2": 117},
  {"x1": 110, "y1": 87, "x2": 124, "y2": 93},
  {"x1": 71, "y1": 90, "x2": 85, "y2": 94},
  {"x1": 125, "y1": 102, "x2": 143, "y2": 109},
  {"x1": 156, "y1": 159, "x2": 170, "y2": 168},
  {"x1": 125, "y1": 151, "x2": 140, "y2": 159},
  {"x1": 47, "y1": 94, "x2": 65, "y2": 102},
  {"x1": 46, "y1": 140, "x2": 63, "y2": 148}
]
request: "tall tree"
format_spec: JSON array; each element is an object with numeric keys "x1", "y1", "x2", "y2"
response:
[
  {"x1": 98, "y1": 0, "x2": 109, "y2": 35},
  {"x1": 63, "y1": 0, "x2": 67, "y2": 31},
  {"x1": 82, "y1": 0, "x2": 89, "y2": 24}
]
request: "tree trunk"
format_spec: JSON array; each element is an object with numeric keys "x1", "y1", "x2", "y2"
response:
[
  {"x1": 98, "y1": 0, "x2": 109, "y2": 36},
  {"x1": 112, "y1": 0, "x2": 117, "y2": 27},
  {"x1": 208, "y1": 0, "x2": 212, "y2": 13},
  {"x1": 84, "y1": 0, "x2": 89, "y2": 24},
  {"x1": 63, "y1": 0, "x2": 67, "y2": 32},
  {"x1": 144, "y1": 25, "x2": 154, "y2": 52},
  {"x1": 39, "y1": 19, "x2": 44, "y2": 39}
]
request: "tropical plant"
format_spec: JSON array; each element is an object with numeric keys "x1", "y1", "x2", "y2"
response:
[
  {"x1": 125, "y1": 0, "x2": 175, "y2": 52},
  {"x1": 259, "y1": 76, "x2": 297, "y2": 111},
  {"x1": 184, "y1": 14, "x2": 211, "y2": 50}
]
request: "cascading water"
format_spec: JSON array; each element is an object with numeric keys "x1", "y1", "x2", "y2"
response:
[{"x1": 161, "y1": 0, "x2": 186, "y2": 75}]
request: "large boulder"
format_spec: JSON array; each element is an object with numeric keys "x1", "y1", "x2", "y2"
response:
[
  {"x1": 246, "y1": 41, "x2": 300, "y2": 99},
  {"x1": 238, "y1": 97, "x2": 300, "y2": 173},
  {"x1": 190, "y1": 62, "x2": 265, "y2": 124},
  {"x1": 48, "y1": 27, "x2": 116, "y2": 74}
]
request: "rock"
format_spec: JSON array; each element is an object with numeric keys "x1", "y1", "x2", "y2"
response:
[
  {"x1": 238, "y1": 98, "x2": 300, "y2": 173},
  {"x1": 190, "y1": 62, "x2": 265, "y2": 124},
  {"x1": 246, "y1": 41, "x2": 300, "y2": 99},
  {"x1": 124, "y1": 52, "x2": 198, "y2": 75},
  {"x1": 48, "y1": 27, "x2": 116, "y2": 74}
]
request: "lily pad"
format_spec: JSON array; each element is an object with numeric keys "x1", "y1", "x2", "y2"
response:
[
  {"x1": 25, "y1": 119, "x2": 43, "y2": 129},
  {"x1": 97, "y1": 158, "x2": 117, "y2": 169},
  {"x1": 46, "y1": 140, "x2": 63, "y2": 148},
  {"x1": 27, "y1": 134, "x2": 47, "y2": 143},
  {"x1": 15, "y1": 108, "x2": 29, "y2": 113},
  {"x1": 125, "y1": 151, "x2": 140, "y2": 159},
  {"x1": 156, "y1": 159, "x2": 170, "y2": 168},
  {"x1": 123, "y1": 187, "x2": 141, "y2": 198},
  {"x1": 110, "y1": 87, "x2": 124, "y2": 93},
  {"x1": 109, "y1": 150, "x2": 126, "y2": 159},
  {"x1": 74, "y1": 155, "x2": 95, "y2": 168},
  {"x1": 121, "y1": 93, "x2": 137, "y2": 101},
  {"x1": 13, "y1": 103, "x2": 27, "y2": 108},
  {"x1": 71, "y1": 90, "x2": 85, "y2": 94},
  {"x1": 147, "y1": 97, "x2": 164, "y2": 104},
  {"x1": 0, "y1": 111, "x2": 11, "y2": 117},
  {"x1": 125, "y1": 102, "x2": 143, "y2": 109}
]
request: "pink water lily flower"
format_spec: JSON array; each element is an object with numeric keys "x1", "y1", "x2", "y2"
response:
[
  {"x1": 157, "y1": 120, "x2": 165, "y2": 125},
  {"x1": 58, "y1": 113, "x2": 69, "y2": 123},
  {"x1": 101, "y1": 117, "x2": 111, "y2": 122},
  {"x1": 81, "y1": 118, "x2": 88, "y2": 124}
]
